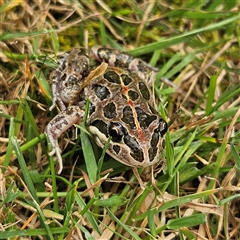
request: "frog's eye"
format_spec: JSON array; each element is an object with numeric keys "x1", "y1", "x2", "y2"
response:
[{"x1": 108, "y1": 122, "x2": 127, "y2": 142}]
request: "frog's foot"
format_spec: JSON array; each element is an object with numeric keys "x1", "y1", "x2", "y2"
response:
[
  {"x1": 48, "y1": 144, "x2": 63, "y2": 174},
  {"x1": 45, "y1": 128, "x2": 63, "y2": 173}
]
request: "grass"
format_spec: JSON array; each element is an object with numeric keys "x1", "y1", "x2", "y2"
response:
[{"x1": 0, "y1": 0, "x2": 240, "y2": 239}]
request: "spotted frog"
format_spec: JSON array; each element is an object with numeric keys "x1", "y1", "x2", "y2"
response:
[{"x1": 45, "y1": 46, "x2": 168, "y2": 173}]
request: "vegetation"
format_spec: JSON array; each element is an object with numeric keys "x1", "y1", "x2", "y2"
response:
[{"x1": 0, "y1": 0, "x2": 239, "y2": 239}]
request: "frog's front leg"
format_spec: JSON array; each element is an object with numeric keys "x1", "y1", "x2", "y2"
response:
[
  {"x1": 49, "y1": 69, "x2": 67, "y2": 111},
  {"x1": 45, "y1": 106, "x2": 84, "y2": 174},
  {"x1": 49, "y1": 48, "x2": 90, "y2": 111}
]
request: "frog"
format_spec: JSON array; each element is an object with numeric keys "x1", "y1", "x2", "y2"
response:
[{"x1": 45, "y1": 46, "x2": 168, "y2": 174}]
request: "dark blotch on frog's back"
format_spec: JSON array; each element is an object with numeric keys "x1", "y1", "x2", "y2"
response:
[
  {"x1": 124, "y1": 134, "x2": 144, "y2": 162},
  {"x1": 148, "y1": 118, "x2": 168, "y2": 161},
  {"x1": 121, "y1": 73, "x2": 132, "y2": 85},
  {"x1": 104, "y1": 70, "x2": 121, "y2": 84},
  {"x1": 92, "y1": 84, "x2": 110, "y2": 101},
  {"x1": 138, "y1": 82, "x2": 150, "y2": 101},
  {"x1": 122, "y1": 106, "x2": 136, "y2": 129},
  {"x1": 91, "y1": 120, "x2": 108, "y2": 136},
  {"x1": 128, "y1": 90, "x2": 139, "y2": 101},
  {"x1": 113, "y1": 145, "x2": 121, "y2": 154},
  {"x1": 136, "y1": 107, "x2": 157, "y2": 129},
  {"x1": 104, "y1": 102, "x2": 117, "y2": 119},
  {"x1": 148, "y1": 128, "x2": 160, "y2": 161}
]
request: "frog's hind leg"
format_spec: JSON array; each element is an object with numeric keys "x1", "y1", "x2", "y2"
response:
[{"x1": 90, "y1": 46, "x2": 159, "y2": 86}]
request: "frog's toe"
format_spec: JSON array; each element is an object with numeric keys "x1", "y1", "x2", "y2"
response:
[
  {"x1": 49, "y1": 103, "x2": 56, "y2": 111},
  {"x1": 49, "y1": 146, "x2": 63, "y2": 174},
  {"x1": 55, "y1": 146, "x2": 63, "y2": 174},
  {"x1": 49, "y1": 149, "x2": 56, "y2": 156}
]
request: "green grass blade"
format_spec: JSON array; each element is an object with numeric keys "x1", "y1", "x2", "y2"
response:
[
  {"x1": 206, "y1": 73, "x2": 218, "y2": 116},
  {"x1": 157, "y1": 189, "x2": 216, "y2": 212},
  {"x1": 105, "y1": 207, "x2": 142, "y2": 240},
  {"x1": 11, "y1": 136, "x2": 39, "y2": 202},
  {"x1": 128, "y1": 14, "x2": 240, "y2": 56},
  {"x1": 167, "y1": 214, "x2": 206, "y2": 229},
  {"x1": 80, "y1": 129, "x2": 98, "y2": 184}
]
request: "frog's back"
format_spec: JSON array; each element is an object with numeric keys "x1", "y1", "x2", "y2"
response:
[{"x1": 87, "y1": 67, "x2": 166, "y2": 167}]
